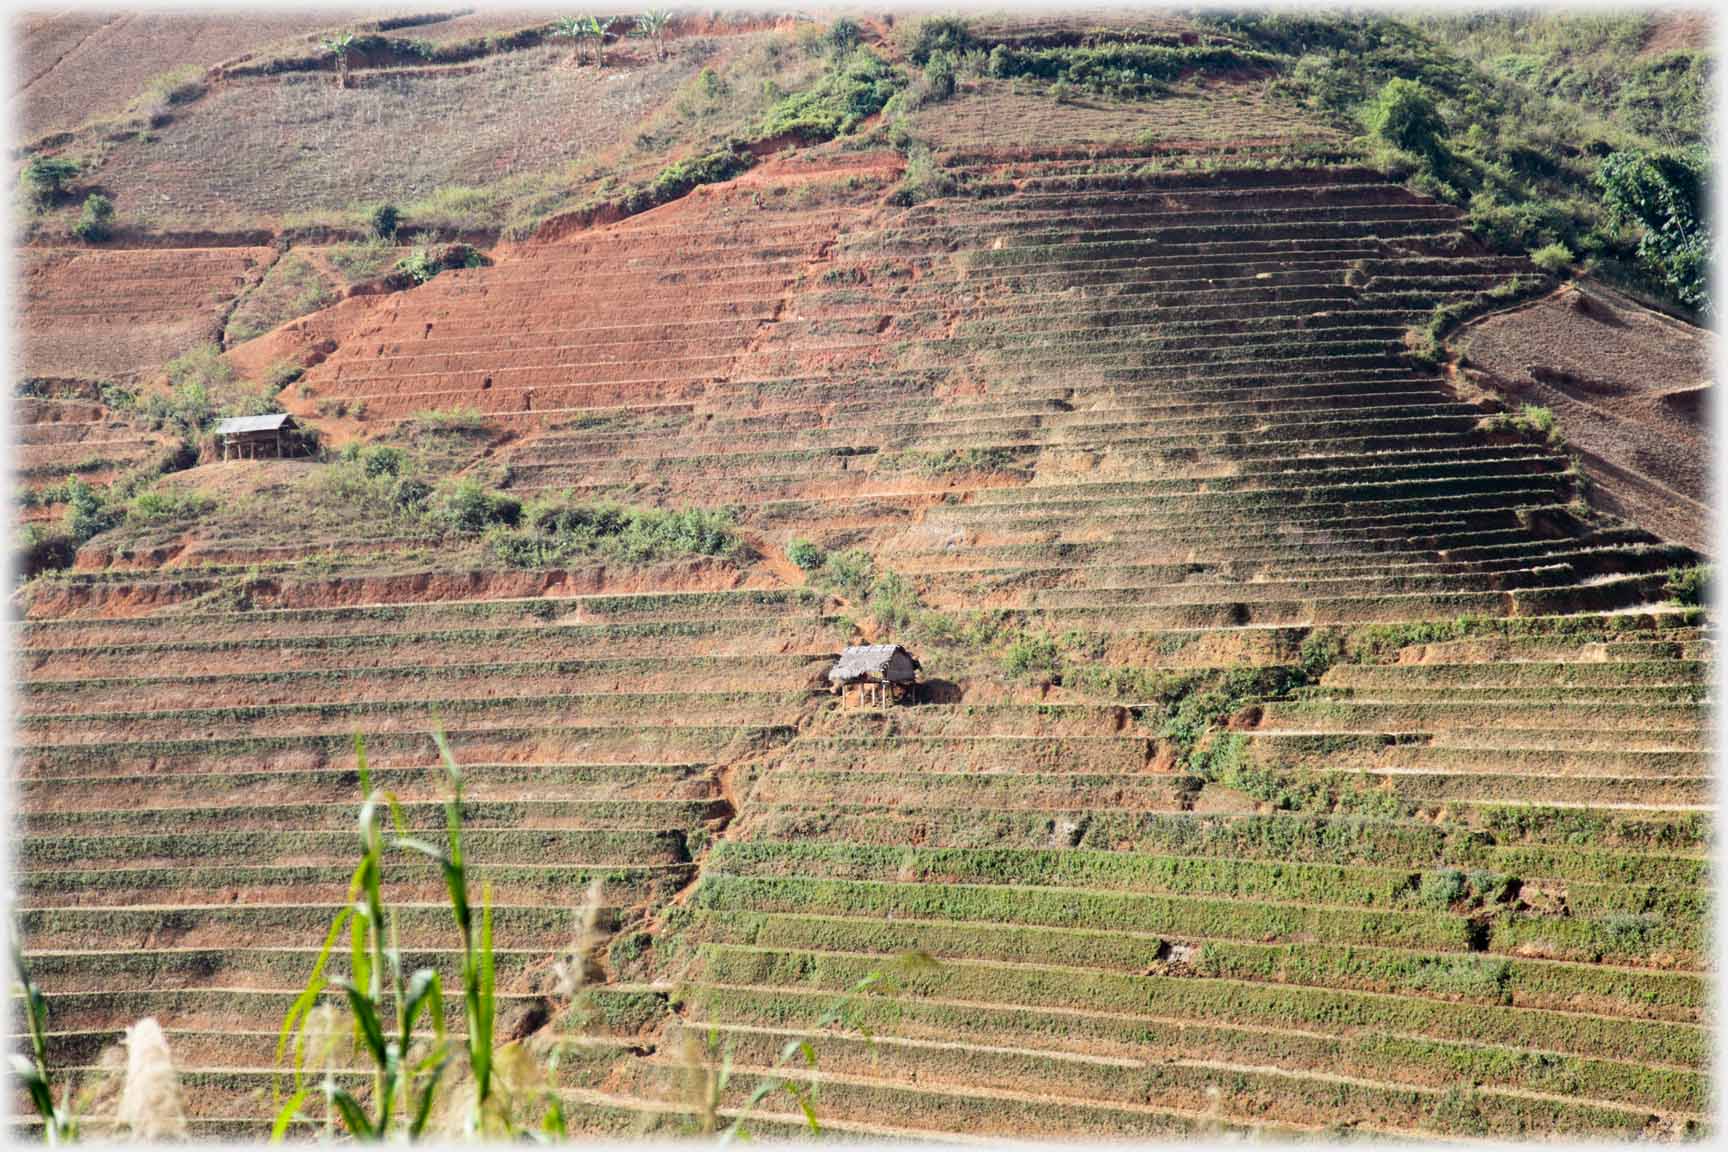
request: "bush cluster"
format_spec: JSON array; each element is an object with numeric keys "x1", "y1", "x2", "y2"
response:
[
  {"x1": 984, "y1": 42, "x2": 1277, "y2": 99},
  {"x1": 485, "y1": 497, "x2": 746, "y2": 568}
]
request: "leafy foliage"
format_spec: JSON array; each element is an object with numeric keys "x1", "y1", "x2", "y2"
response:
[
  {"x1": 368, "y1": 203, "x2": 400, "y2": 239},
  {"x1": 72, "y1": 193, "x2": 114, "y2": 242},
  {"x1": 1529, "y1": 241, "x2": 1574, "y2": 273},
  {"x1": 1596, "y1": 147, "x2": 1710, "y2": 311},
  {"x1": 904, "y1": 15, "x2": 977, "y2": 64},
  {"x1": 757, "y1": 48, "x2": 903, "y2": 141},
  {"x1": 440, "y1": 477, "x2": 523, "y2": 535},
  {"x1": 63, "y1": 475, "x2": 119, "y2": 545},
  {"x1": 1664, "y1": 564, "x2": 1710, "y2": 607},
  {"x1": 1211, "y1": 10, "x2": 1712, "y2": 312},
  {"x1": 787, "y1": 539, "x2": 826, "y2": 572},
  {"x1": 20, "y1": 156, "x2": 79, "y2": 209},
  {"x1": 1366, "y1": 78, "x2": 1448, "y2": 160},
  {"x1": 984, "y1": 42, "x2": 1278, "y2": 98},
  {"x1": 127, "y1": 485, "x2": 217, "y2": 526},
  {"x1": 1479, "y1": 404, "x2": 1561, "y2": 444},
  {"x1": 486, "y1": 497, "x2": 746, "y2": 568},
  {"x1": 395, "y1": 241, "x2": 485, "y2": 286}
]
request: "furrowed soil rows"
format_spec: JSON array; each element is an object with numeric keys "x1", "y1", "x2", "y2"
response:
[{"x1": 11, "y1": 28, "x2": 1712, "y2": 1143}]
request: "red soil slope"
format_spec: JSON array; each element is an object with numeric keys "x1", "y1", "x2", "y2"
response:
[{"x1": 19, "y1": 245, "x2": 274, "y2": 382}]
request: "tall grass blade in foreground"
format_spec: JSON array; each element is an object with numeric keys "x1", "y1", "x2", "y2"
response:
[
  {"x1": 10, "y1": 938, "x2": 76, "y2": 1144},
  {"x1": 272, "y1": 733, "x2": 452, "y2": 1140},
  {"x1": 273, "y1": 731, "x2": 568, "y2": 1141}
]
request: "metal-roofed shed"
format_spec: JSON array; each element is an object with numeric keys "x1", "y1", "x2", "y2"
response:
[{"x1": 214, "y1": 413, "x2": 303, "y2": 460}]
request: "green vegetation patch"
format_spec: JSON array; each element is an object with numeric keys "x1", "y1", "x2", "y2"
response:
[
  {"x1": 984, "y1": 42, "x2": 1280, "y2": 99},
  {"x1": 224, "y1": 252, "x2": 337, "y2": 345},
  {"x1": 485, "y1": 495, "x2": 748, "y2": 568}
]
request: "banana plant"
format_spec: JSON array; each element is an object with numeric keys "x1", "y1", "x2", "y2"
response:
[
  {"x1": 585, "y1": 15, "x2": 617, "y2": 68},
  {"x1": 635, "y1": 9, "x2": 672, "y2": 61},
  {"x1": 321, "y1": 33, "x2": 358, "y2": 89},
  {"x1": 550, "y1": 16, "x2": 586, "y2": 66}
]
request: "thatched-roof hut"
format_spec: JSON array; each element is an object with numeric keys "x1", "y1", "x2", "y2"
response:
[{"x1": 829, "y1": 644, "x2": 920, "y2": 707}]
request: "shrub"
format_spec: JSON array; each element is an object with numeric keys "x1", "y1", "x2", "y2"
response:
[
  {"x1": 393, "y1": 239, "x2": 484, "y2": 286},
  {"x1": 1530, "y1": 241, "x2": 1573, "y2": 273},
  {"x1": 867, "y1": 570, "x2": 917, "y2": 632},
  {"x1": 486, "y1": 499, "x2": 746, "y2": 567},
  {"x1": 1479, "y1": 404, "x2": 1560, "y2": 444},
  {"x1": 394, "y1": 244, "x2": 439, "y2": 285},
  {"x1": 787, "y1": 539, "x2": 826, "y2": 571},
  {"x1": 361, "y1": 445, "x2": 407, "y2": 478},
  {"x1": 264, "y1": 360, "x2": 305, "y2": 390},
  {"x1": 921, "y1": 51, "x2": 957, "y2": 103},
  {"x1": 644, "y1": 149, "x2": 750, "y2": 206},
  {"x1": 1596, "y1": 147, "x2": 1710, "y2": 311},
  {"x1": 326, "y1": 235, "x2": 399, "y2": 284},
  {"x1": 20, "y1": 156, "x2": 78, "y2": 208},
  {"x1": 887, "y1": 144, "x2": 957, "y2": 206},
  {"x1": 817, "y1": 549, "x2": 875, "y2": 600},
  {"x1": 756, "y1": 49, "x2": 904, "y2": 142},
  {"x1": 1004, "y1": 631, "x2": 1062, "y2": 679},
  {"x1": 369, "y1": 202, "x2": 400, "y2": 239},
  {"x1": 1366, "y1": 78, "x2": 1449, "y2": 160},
  {"x1": 439, "y1": 477, "x2": 522, "y2": 535},
  {"x1": 905, "y1": 16, "x2": 975, "y2": 64},
  {"x1": 72, "y1": 193, "x2": 114, "y2": 242},
  {"x1": 127, "y1": 486, "x2": 216, "y2": 526},
  {"x1": 164, "y1": 342, "x2": 235, "y2": 394},
  {"x1": 1664, "y1": 564, "x2": 1710, "y2": 607},
  {"x1": 1417, "y1": 868, "x2": 1468, "y2": 910},
  {"x1": 62, "y1": 475, "x2": 117, "y2": 545},
  {"x1": 827, "y1": 17, "x2": 861, "y2": 57},
  {"x1": 409, "y1": 405, "x2": 493, "y2": 434},
  {"x1": 983, "y1": 42, "x2": 1271, "y2": 98},
  {"x1": 142, "y1": 381, "x2": 212, "y2": 436}
]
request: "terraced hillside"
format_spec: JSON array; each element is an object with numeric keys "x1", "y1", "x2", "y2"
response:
[{"x1": 11, "y1": 15, "x2": 1713, "y2": 1145}]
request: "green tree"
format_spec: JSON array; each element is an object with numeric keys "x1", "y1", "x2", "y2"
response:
[
  {"x1": 368, "y1": 203, "x2": 400, "y2": 239},
  {"x1": 906, "y1": 15, "x2": 975, "y2": 64},
  {"x1": 72, "y1": 193, "x2": 114, "y2": 242},
  {"x1": 922, "y1": 51, "x2": 957, "y2": 103},
  {"x1": 1597, "y1": 147, "x2": 1710, "y2": 312},
  {"x1": 63, "y1": 475, "x2": 116, "y2": 545},
  {"x1": 828, "y1": 16, "x2": 861, "y2": 56},
  {"x1": 1366, "y1": 77, "x2": 1448, "y2": 160},
  {"x1": 20, "y1": 156, "x2": 79, "y2": 210}
]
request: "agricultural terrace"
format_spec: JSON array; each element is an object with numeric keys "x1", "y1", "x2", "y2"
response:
[{"x1": 9, "y1": 7, "x2": 1715, "y2": 1144}]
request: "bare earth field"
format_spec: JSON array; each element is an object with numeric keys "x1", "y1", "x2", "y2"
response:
[
  {"x1": 1457, "y1": 282, "x2": 1710, "y2": 551},
  {"x1": 12, "y1": 9, "x2": 395, "y2": 139},
  {"x1": 90, "y1": 42, "x2": 710, "y2": 228},
  {"x1": 908, "y1": 75, "x2": 1339, "y2": 151},
  {"x1": 18, "y1": 245, "x2": 273, "y2": 381}
]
